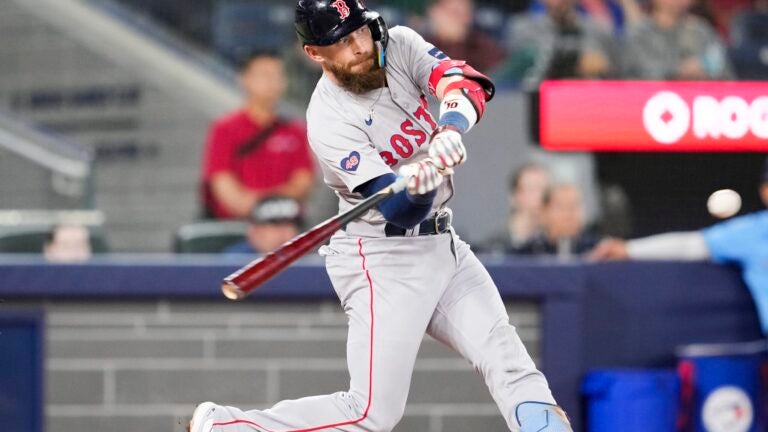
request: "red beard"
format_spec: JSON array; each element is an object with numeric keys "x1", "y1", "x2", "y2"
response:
[{"x1": 327, "y1": 51, "x2": 386, "y2": 94}]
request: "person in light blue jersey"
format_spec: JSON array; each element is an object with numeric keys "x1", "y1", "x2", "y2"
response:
[{"x1": 590, "y1": 157, "x2": 768, "y2": 332}]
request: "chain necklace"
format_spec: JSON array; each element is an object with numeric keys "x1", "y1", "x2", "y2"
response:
[
  {"x1": 365, "y1": 75, "x2": 388, "y2": 125},
  {"x1": 366, "y1": 87, "x2": 385, "y2": 125}
]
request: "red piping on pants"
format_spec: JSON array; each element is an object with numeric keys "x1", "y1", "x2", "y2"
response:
[{"x1": 213, "y1": 238, "x2": 374, "y2": 431}]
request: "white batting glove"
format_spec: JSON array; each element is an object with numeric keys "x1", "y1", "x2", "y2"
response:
[
  {"x1": 428, "y1": 126, "x2": 466, "y2": 171},
  {"x1": 398, "y1": 160, "x2": 443, "y2": 196}
]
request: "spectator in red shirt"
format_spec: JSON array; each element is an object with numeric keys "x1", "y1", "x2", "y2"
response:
[{"x1": 202, "y1": 50, "x2": 315, "y2": 219}]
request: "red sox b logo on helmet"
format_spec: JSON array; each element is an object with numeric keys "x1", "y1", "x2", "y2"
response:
[{"x1": 331, "y1": 0, "x2": 351, "y2": 20}]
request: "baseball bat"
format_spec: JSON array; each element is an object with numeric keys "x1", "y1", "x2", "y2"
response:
[{"x1": 221, "y1": 176, "x2": 408, "y2": 300}]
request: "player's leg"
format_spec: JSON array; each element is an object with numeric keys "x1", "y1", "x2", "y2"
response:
[
  {"x1": 190, "y1": 235, "x2": 456, "y2": 432},
  {"x1": 425, "y1": 236, "x2": 571, "y2": 432}
]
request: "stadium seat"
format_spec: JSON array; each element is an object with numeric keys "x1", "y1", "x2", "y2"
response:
[
  {"x1": 0, "y1": 226, "x2": 109, "y2": 254},
  {"x1": 173, "y1": 220, "x2": 247, "y2": 253}
]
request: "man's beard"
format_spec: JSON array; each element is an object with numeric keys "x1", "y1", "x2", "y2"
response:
[{"x1": 327, "y1": 52, "x2": 386, "y2": 95}]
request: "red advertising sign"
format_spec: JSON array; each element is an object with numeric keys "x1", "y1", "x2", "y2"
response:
[{"x1": 539, "y1": 80, "x2": 768, "y2": 152}]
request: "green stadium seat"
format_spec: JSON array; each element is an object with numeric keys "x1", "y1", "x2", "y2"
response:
[
  {"x1": 173, "y1": 221, "x2": 247, "y2": 253},
  {"x1": 0, "y1": 226, "x2": 109, "y2": 254}
]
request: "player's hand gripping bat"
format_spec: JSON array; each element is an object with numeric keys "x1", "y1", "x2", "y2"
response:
[{"x1": 221, "y1": 176, "x2": 410, "y2": 300}]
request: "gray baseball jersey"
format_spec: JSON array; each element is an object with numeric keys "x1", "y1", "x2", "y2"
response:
[
  {"x1": 307, "y1": 26, "x2": 454, "y2": 236},
  {"x1": 190, "y1": 25, "x2": 563, "y2": 432}
]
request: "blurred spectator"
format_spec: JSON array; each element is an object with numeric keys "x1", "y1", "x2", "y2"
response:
[
  {"x1": 709, "y1": 0, "x2": 753, "y2": 41},
  {"x1": 43, "y1": 224, "x2": 92, "y2": 263},
  {"x1": 223, "y1": 196, "x2": 302, "y2": 255},
  {"x1": 586, "y1": 0, "x2": 645, "y2": 32},
  {"x1": 421, "y1": 0, "x2": 506, "y2": 73},
  {"x1": 202, "y1": 50, "x2": 315, "y2": 219},
  {"x1": 477, "y1": 163, "x2": 551, "y2": 254},
  {"x1": 527, "y1": 0, "x2": 644, "y2": 35},
  {"x1": 508, "y1": 163, "x2": 552, "y2": 248},
  {"x1": 589, "y1": 157, "x2": 768, "y2": 332},
  {"x1": 621, "y1": 0, "x2": 735, "y2": 79},
  {"x1": 515, "y1": 183, "x2": 601, "y2": 256},
  {"x1": 729, "y1": 0, "x2": 768, "y2": 79},
  {"x1": 501, "y1": 0, "x2": 620, "y2": 88},
  {"x1": 690, "y1": 0, "x2": 719, "y2": 27}
]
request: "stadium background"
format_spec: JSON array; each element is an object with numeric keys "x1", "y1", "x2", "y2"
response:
[{"x1": 0, "y1": 0, "x2": 766, "y2": 431}]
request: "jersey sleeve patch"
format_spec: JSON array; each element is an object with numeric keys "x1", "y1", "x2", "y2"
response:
[
  {"x1": 340, "y1": 151, "x2": 361, "y2": 172},
  {"x1": 428, "y1": 46, "x2": 448, "y2": 60}
]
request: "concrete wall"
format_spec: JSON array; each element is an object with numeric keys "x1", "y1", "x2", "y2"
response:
[
  {"x1": 28, "y1": 300, "x2": 541, "y2": 432},
  {"x1": 0, "y1": 0, "x2": 234, "y2": 252}
]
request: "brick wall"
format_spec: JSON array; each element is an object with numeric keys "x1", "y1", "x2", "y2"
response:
[{"x1": 33, "y1": 300, "x2": 541, "y2": 432}]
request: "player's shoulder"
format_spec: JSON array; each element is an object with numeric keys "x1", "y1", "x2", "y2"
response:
[
  {"x1": 731, "y1": 210, "x2": 768, "y2": 229},
  {"x1": 388, "y1": 25, "x2": 420, "y2": 41},
  {"x1": 387, "y1": 25, "x2": 428, "y2": 48},
  {"x1": 707, "y1": 210, "x2": 768, "y2": 236},
  {"x1": 726, "y1": 210, "x2": 767, "y2": 226}
]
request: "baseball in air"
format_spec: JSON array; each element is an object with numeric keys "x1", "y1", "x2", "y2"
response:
[{"x1": 707, "y1": 189, "x2": 742, "y2": 219}]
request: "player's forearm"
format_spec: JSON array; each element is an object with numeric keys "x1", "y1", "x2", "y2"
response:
[
  {"x1": 626, "y1": 231, "x2": 711, "y2": 260},
  {"x1": 356, "y1": 173, "x2": 436, "y2": 229},
  {"x1": 429, "y1": 61, "x2": 493, "y2": 135},
  {"x1": 434, "y1": 76, "x2": 463, "y2": 101}
]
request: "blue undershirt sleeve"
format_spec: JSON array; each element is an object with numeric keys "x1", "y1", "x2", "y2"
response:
[{"x1": 354, "y1": 173, "x2": 436, "y2": 229}]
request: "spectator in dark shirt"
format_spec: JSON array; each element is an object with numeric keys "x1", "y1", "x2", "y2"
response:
[
  {"x1": 729, "y1": 0, "x2": 768, "y2": 79},
  {"x1": 515, "y1": 183, "x2": 600, "y2": 257},
  {"x1": 477, "y1": 163, "x2": 552, "y2": 255},
  {"x1": 508, "y1": 164, "x2": 552, "y2": 249},
  {"x1": 223, "y1": 196, "x2": 302, "y2": 255}
]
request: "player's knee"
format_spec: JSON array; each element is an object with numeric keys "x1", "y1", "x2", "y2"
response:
[
  {"x1": 337, "y1": 391, "x2": 404, "y2": 431},
  {"x1": 515, "y1": 402, "x2": 572, "y2": 432},
  {"x1": 364, "y1": 404, "x2": 406, "y2": 432}
]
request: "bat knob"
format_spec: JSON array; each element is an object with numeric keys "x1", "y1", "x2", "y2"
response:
[{"x1": 221, "y1": 280, "x2": 245, "y2": 301}]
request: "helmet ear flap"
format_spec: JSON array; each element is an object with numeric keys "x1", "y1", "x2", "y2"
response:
[
  {"x1": 375, "y1": 40, "x2": 386, "y2": 68},
  {"x1": 368, "y1": 16, "x2": 388, "y2": 68}
]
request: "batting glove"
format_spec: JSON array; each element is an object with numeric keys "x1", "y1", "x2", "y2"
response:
[
  {"x1": 398, "y1": 160, "x2": 443, "y2": 196},
  {"x1": 428, "y1": 125, "x2": 466, "y2": 171}
]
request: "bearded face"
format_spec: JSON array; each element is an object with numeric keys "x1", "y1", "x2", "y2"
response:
[
  {"x1": 304, "y1": 25, "x2": 387, "y2": 94},
  {"x1": 325, "y1": 49, "x2": 386, "y2": 94}
]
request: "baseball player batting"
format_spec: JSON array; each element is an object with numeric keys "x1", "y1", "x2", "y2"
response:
[{"x1": 190, "y1": 1, "x2": 571, "y2": 431}]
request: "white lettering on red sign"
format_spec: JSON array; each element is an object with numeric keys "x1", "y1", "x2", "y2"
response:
[{"x1": 644, "y1": 92, "x2": 768, "y2": 144}]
